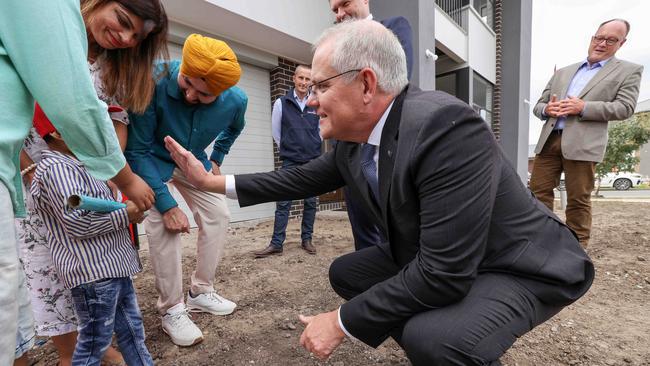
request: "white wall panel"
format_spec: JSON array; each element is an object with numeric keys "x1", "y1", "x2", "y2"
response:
[{"x1": 467, "y1": 6, "x2": 496, "y2": 83}]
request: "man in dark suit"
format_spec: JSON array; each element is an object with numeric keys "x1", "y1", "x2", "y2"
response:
[
  {"x1": 164, "y1": 20, "x2": 594, "y2": 365},
  {"x1": 329, "y1": 0, "x2": 414, "y2": 250},
  {"x1": 329, "y1": 0, "x2": 413, "y2": 77}
]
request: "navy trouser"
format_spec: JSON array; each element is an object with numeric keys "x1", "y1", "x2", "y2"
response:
[
  {"x1": 70, "y1": 277, "x2": 153, "y2": 366},
  {"x1": 344, "y1": 186, "x2": 385, "y2": 250},
  {"x1": 270, "y1": 159, "x2": 317, "y2": 248},
  {"x1": 329, "y1": 246, "x2": 563, "y2": 366}
]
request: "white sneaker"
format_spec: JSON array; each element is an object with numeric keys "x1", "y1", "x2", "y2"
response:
[
  {"x1": 187, "y1": 291, "x2": 237, "y2": 315},
  {"x1": 161, "y1": 303, "x2": 203, "y2": 347}
]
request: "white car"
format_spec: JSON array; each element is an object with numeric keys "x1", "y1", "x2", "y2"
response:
[
  {"x1": 557, "y1": 171, "x2": 646, "y2": 191},
  {"x1": 597, "y1": 172, "x2": 645, "y2": 190}
]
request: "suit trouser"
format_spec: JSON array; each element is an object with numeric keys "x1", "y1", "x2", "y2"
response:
[
  {"x1": 329, "y1": 246, "x2": 562, "y2": 366},
  {"x1": 530, "y1": 132, "x2": 596, "y2": 246},
  {"x1": 145, "y1": 169, "x2": 230, "y2": 315},
  {"x1": 270, "y1": 159, "x2": 317, "y2": 248},
  {"x1": 343, "y1": 186, "x2": 383, "y2": 250}
]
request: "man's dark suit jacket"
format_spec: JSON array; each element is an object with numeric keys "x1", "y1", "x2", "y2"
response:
[
  {"x1": 380, "y1": 16, "x2": 414, "y2": 79},
  {"x1": 235, "y1": 86, "x2": 594, "y2": 347}
]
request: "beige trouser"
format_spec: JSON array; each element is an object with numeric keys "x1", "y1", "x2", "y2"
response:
[{"x1": 146, "y1": 169, "x2": 230, "y2": 315}]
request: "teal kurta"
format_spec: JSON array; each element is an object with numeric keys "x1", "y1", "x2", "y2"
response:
[
  {"x1": 0, "y1": 0, "x2": 125, "y2": 217},
  {"x1": 126, "y1": 60, "x2": 248, "y2": 214}
]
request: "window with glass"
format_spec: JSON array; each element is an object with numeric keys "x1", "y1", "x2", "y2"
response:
[
  {"x1": 472, "y1": 73, "x2": 493, "y2": 125},
  {"x1": 436, "y1": 73, "x2": 457, "y2": 97}
]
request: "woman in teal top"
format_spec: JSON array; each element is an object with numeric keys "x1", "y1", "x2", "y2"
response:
[
  {"x1": 18, "y1": 1, "x2": 169, "y2": 364},
  {"x1": 0, "y1": 0, "x2": 158, "y2": 364}
]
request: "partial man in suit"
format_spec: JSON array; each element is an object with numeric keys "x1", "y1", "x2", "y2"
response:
[
  {"x1": 164, "y1": 20, "x2": 594, "y2": 365},
  {"x1": 253, "y1": 65, "x2": 321, "y2": 258},
  {"x1": 329, "y1": 0, "x2": 414, "y2": 251},
  {"x1": 530, "y1": 19, "x2": 643, "y2": 248},
  {"x1": 329, "y1": 0, "x2": 413, "y2": 77}
]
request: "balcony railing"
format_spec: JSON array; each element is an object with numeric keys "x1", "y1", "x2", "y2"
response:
[{"x1": 435, "y1": 0, "x2": 465, "y2": 29}]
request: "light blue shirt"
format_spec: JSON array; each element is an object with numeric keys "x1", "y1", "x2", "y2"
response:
[{"x1": 554, "y1": 58, "x2": 610, "y2": 130}]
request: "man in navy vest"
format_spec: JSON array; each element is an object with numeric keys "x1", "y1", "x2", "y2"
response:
[
  {"x1": 253, "y1": 65, "x2": 322, "y2": 258},
  {"x1": 329, "y1": 0, "x2": 414, "y2": 251}
]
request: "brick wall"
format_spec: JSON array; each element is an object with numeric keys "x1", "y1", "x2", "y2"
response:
[
  {"x1": 270, "y1": 58, "x2": 298, "y2": 171},
  {"x1": 492, "y1": 0, "x2": 503, "y2": 140}
]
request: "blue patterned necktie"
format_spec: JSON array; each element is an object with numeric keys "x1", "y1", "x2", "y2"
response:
[{"x1": 360, "y1": 143, "x2": 380, "y2": 203}]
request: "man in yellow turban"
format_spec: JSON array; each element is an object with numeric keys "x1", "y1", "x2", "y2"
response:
[
  {"x1": 180, "y1": 33, "x2": 241, "y2": 97},
  {"x1": 125, "y1": 34, "x2": 247, "y2": 347}
]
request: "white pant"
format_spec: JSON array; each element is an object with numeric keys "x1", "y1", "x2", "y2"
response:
[
  {"x1": 0, "y1": 182, "x2": 34, "y2": 362},
  {"x1": 145, "y1": 169, "x2": 230, "y2": 314}
]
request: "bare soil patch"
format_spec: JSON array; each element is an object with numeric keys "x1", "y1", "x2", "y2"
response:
[{"x1": 29, "y1": 201, "x2": 650, "y2": 365}]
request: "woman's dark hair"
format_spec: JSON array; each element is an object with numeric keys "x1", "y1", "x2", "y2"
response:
[{"x1": 82, "y1": 0, "x2": 169, "y2": 113}]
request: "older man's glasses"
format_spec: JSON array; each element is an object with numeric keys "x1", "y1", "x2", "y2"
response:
[
  {"x1": 307, "y1": 69, "x2": 362, "y2": 98},
  {"x1": 591, "y1": 35, "x2": 620, "y2": 46}
]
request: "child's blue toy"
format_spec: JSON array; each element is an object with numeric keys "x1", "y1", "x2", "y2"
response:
[{"x1": 67, "y1": 194, "x2": 126, "y2": 212}]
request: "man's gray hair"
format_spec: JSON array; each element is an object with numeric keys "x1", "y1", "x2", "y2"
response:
[
  {"x1": 599, "y1": 18, "x2": 630, "y2": 36},
  {"x1": 314, "y1": 19, "x2": 408, "y2": 95}
]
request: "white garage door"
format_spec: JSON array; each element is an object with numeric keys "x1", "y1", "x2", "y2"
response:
[{"x1": 166, "y1": 43, "x2": 276, "y2": 224}]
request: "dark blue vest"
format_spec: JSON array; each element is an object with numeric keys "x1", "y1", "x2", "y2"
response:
[{"x1": 279, "y1": 88, "x2": 321, "y2": 162}]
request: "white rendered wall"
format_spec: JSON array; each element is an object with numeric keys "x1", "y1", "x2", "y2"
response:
[
  {"x1": 434, "y1": 6, "x2": 468, "y2": 63},
  {"x1": 466, "y1": 6, "x2": 496, "y2": 83},
  {"x1": 206, "y1": 0, "x2": 334, "y2": 43},
  {"x1": 163, "y1": 0, "x2": 334, "y2": 63}
]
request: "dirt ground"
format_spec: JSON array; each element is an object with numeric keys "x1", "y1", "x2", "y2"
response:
[{"x1": 30, "y1": 201, "x2": 649, "y2": 366}]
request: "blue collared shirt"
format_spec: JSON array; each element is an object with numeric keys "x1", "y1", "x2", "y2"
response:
[
  {"x1": 126, "y1": 60, "x2": 248, "y2": 213},
  {"x1": 554, "y1": 58, "x2": 610, "y2": 130}
]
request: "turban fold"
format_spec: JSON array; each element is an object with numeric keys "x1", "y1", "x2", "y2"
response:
[{"x1": 180, "y1": 34, "x2": 241, "y2": 96}]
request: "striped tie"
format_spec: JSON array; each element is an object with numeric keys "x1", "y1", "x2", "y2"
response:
[{"x1": 360, "y1": 143, "x2": 379, "y2": 203}]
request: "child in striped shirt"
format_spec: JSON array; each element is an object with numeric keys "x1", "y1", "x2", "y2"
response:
[{"x1": 30, "y1": 113, "x2": 153, "y2": 365}]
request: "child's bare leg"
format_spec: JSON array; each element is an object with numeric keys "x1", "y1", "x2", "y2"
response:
[
  {"x1": 52, "y1": 331, "x2": 77, "y2": 366},
  {"x1": 103, "y1": 343, "x2": 125, "y2": 365}
]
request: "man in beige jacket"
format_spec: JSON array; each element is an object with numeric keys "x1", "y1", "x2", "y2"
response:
[{"x1": 530, "y1": 18, "x2": 643, "y2": 247}]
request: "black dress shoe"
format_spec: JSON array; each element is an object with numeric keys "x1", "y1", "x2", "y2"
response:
[
  {"x1": 253, "y1": 245, "x2": 283, "y2": 258},
  {"x1": 301, "y1": 240, "x2": 316, "y2": 255}
]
